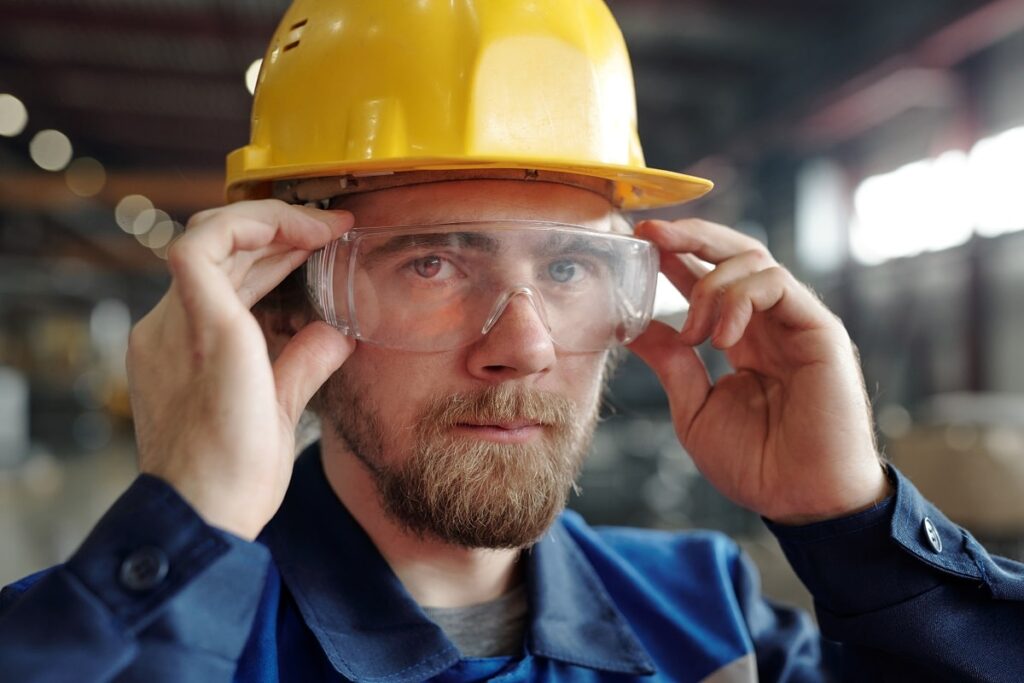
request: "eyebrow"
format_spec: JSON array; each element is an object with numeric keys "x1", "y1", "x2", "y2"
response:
[
  {"x1": 538, "y1": 234, "x2": 621, "y2": 268},
  {"x1": 359, "y1": 232, "x2": 501, "y2": 267}
]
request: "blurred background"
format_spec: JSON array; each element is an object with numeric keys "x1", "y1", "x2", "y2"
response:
[{"x1": 2, "y1": 0, "x2": 1024, "y2": 613}]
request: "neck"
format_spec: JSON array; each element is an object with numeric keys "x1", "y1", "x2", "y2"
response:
[{"x1": 320, "y1": 430, "x2": 524, "y2": 609}]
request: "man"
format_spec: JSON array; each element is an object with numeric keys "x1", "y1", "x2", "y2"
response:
[{"x1": 1, "y1": 1, "x2": 1022, "y2": 681}]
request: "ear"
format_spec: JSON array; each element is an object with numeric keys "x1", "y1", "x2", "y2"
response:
[{"x1": 254, "y1": 304, "x2": 312, "y2": 362}]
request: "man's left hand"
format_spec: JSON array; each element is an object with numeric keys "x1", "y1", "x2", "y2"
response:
[{"x1": 628, "y1": 218, "x2": 890, "y2": 525}]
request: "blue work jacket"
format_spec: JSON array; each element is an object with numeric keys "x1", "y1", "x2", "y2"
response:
[{"x1": 1, "y1": 443, "x2": 1023, "y2": 682}]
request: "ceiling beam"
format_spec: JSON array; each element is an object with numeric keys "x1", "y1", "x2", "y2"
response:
[
  {"x1": 0, "y1": 48, "x2": 256, "y2": 85},
  {"x1": 0, "y1": 67, "x2": 249, "y2": 121},
  {"x1": 0, "y1": 170, "x2": 226, "y2": 214},
  {"x1": 798, "y1": 0, "x2": 1024, "y2": 147},
  {"x1": 4, "y1": 5, "x2": 282, "y2": 41}
]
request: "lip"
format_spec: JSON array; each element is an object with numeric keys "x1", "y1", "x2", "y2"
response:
[
  {"x1": 461, "y1": 420, "x2": 540, "y2": 430},
  {"x1": 454, "y1": 421, "x2": 544, "y2": 444}
]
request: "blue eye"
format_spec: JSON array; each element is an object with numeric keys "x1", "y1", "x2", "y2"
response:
[{"x1": 548, "y1": 259, "x2": 583, "y2": 284}]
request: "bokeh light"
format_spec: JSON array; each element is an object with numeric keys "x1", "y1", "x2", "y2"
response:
[
  {"x1": 969, "y1": 126, "x2": 1024, "y2": 237},
  {"x1": 29, "y1": 129, "x2": 73, "y2": 171},
  {"x1": 152, "y1": 222, "x2": 184, "y2": 259},
  {"x1": 133, "y1": 208, "x2": 170, "y2": 240},
  {"x1": 851, "y1": 124, "x2": 1024, "y2": 264},
  {"x1": 89, "y1": 299, "x2": 132, "y2": 354},
  {"x1": 65, "y1": 157, "x2": 107, "y2": 197},
  {"x1": 140, "y1": 216, "x2": 176, "y2": 249},
  {"x1": 114, "y1": 194, "x2": 154, "y2": 234},
  {"x1": 0, "y1": 93, "x2": 28, "y2": 137},
  {"x1": 245, "y1": 58, "x2": 263, "y2": 95}
]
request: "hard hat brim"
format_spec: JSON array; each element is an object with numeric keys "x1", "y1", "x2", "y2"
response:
[{"x1": 225, "y1": 150, "x2": 713, "y2": 211}]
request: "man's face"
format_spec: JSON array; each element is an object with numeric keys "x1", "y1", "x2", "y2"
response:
[{"x1": 317, "y1": 180, "x2": 616, "y2": 549}]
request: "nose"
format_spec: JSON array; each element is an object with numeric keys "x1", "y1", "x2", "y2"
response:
[{"x1": 465, "y1": 290, "x2": 556, "y2": 381}]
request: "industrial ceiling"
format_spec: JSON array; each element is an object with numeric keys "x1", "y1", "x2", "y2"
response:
[{"x1": 1, "y1": 0, "x2": 1022, "y2": 277}]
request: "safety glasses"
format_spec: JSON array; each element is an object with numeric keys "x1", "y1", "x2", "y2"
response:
[{"x1": 305, "y1": 220, "x2": 658, "y2": 352}]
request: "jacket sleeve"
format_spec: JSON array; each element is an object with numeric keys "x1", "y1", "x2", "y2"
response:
[
  {"x1": 0, "y1": 474, "x2": 272, "y2": 683},
  {"x1": 765, "y1": 465, "x2": 1024, "y2": 682},
  {"x1": 729, "y1": 548, "x2": 825, "y2": 682}
]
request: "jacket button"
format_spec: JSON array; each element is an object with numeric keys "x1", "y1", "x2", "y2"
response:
[
  {"x1": 923, "y1": 517, "x2": 943, "y2": 553},
  {"x1": 119, "y1": 546, "x2": 170, "y2": 592}
]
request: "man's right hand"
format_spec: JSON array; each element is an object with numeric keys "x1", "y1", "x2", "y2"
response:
[{"x1": 126, "y1": 199, "x2": 355, "y2": 540}]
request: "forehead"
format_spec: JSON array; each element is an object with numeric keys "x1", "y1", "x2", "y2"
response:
[{"x1": 330, "y1": 179, "x2": 620, "y2": 232}]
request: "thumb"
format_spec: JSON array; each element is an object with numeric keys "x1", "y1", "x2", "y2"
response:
[
  {"x1": 627, "y1": 320, "x2": 712, "y2": 432},
  {"x1": 273, "y1": 321, "x2": 355, "y2": 425}
]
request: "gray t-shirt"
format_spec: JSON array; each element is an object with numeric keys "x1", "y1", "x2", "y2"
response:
[{"x1": 422, "y1": 584, "x2": 528, "y2": 658}]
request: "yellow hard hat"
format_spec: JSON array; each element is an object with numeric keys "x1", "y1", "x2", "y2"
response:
[{"x1": 226, "y1": 0, "x2": 713, "y2": 210}]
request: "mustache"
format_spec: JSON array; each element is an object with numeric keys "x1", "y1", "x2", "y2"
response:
[{"x1": 421, "y1": 384, "x2": 577, "y2": 430}]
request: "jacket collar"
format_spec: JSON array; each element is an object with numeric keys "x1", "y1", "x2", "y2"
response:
[{"x1": 262, "y1": 443, "x2": 655, "y2": 681}]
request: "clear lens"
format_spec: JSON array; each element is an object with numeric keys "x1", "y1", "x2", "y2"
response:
[{"x1": 305, "y1": 221, "x2": 658, "y2": 352}]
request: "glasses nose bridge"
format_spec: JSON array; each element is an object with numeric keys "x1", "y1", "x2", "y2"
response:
[{"x1": 480, "y1": 285, "x2": 552, "y2": 337}]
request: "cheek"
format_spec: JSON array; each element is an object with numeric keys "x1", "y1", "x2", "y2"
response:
[
  {"x1": 342, "y1": 346, "x2": 449, "y2": 427},
  {"x1": 554, "y1": 351, "x2": 608, "y2": 405}
]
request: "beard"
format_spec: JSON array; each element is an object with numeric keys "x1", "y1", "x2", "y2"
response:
[{"x1": 318, "y1": 374, "x2": 600, "y2": 549}]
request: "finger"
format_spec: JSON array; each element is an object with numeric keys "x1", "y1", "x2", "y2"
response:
[
  {"x1": 169, "y1": 202, "x2": 351, "y2": 324},
  {"x1": 680, "y1": 249, "x2": 776, "y2": 346},
  {"x1": 273, "y1": 321, "x2": 355, "y2": 426},
  {"x1": 627, "y1": 320, "x2": 712, "y2": 437},
  {"x1": 237, "y1": 248, "x2": 314, "y2": 309},
  {"x1": 636, "y1": 218, "x2": 768, "y2": 265},
  {"x1": 224, "y1": 231, "x2": 323, "y2": 293},
  {"x1": 225, "y1": 240, "x2": 296, "y2": 289},
  {"x1": 188, "y1": 216, "x2": 303, "y2": 292},
  {"x1": 184, "y1": 200, "x2": 352, "y2": 262},
  {"x1": 713, "y1": 267, "x2": 832, "y2": 349},
  {"x1": 168, "y1": 219, "x2": 283, "y2": 328},
  {"x1": 659, "y1": 251, "x2": 711, "y2": 300}
]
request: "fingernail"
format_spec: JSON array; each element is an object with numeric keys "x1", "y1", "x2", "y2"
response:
[
  {"x1": 324, "y1": 210, "x2": 353, "y2": 227},
  {"x1": 711, "y1": 320, "x2": 727, "y2": 348},
  {"x1": 634, "y1": 219, "x2": 656, "y2": 234}
]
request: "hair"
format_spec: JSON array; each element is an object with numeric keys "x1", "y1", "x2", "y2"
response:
[{"x1": 252, "y1": 262, "x2": 312, "y2": 326}]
